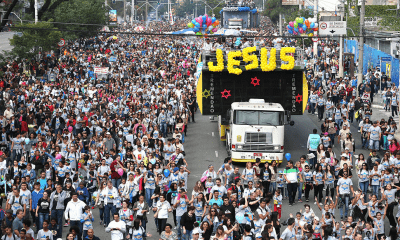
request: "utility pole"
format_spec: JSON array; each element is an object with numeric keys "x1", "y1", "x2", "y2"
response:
[
  {"x1": 124, "y1": 0, "x2": 127, "y2": 23},
  {"x1": 357, "y1": 0, "x2": 365, "y2": 87},
  {"x1": 145, "y1": 0, "x2": 148, "y2": 21},
  {"x1": 34, "y1": 0, "x2": 38, "y2": 23},
  {"x1": 131, "y1": 0, "x2": 135, "y2": 26},
  {"x1": 195, "y1": 2, "x2": 197, "y2": 17},
  {"x1": 313, "y1": 0, "x2": 318, "y2": 56},
  {"x1": 279, "y1": 13, "x2": 282, "y2": 35},
  {"x1": 338, "y1": 3, "x2": 344, "y2": 78}
]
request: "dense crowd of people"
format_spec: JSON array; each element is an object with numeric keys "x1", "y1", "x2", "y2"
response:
[{"x1": 0, "y1": 11, "x2": 399, "y2": 240}]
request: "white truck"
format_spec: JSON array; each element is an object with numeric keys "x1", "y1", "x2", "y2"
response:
[{"x1": 219, "y1": 99, "x2": 294, "y2": 164}]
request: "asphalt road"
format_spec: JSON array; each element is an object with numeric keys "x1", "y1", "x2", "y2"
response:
[{"x1": 54, "y1": 104, "x2": 391, "y2": 239}]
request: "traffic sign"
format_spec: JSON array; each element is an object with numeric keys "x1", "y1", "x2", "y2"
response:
[
  {"x1": 318, "y1": 21, "x2": 347, "y2": 36},
  {"x1": 58, "y1": 38, "x2": 65, "y2": 47}
]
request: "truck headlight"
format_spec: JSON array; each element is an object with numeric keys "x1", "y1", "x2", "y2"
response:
[
  {"x1": 274, "y1": 146, "x2": 279, "y2": 150},
  {"x1": 237, "y1": 145, "x2": 243, "y2": 149}
]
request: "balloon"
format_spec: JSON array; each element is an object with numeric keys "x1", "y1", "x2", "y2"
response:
[
  {"x1": 298, "y1": 23, "x2": 303, "y2": 28},
  {"x1": 164, "y1": 169, "x2": 170, "y2": 177},
  {"x1": 118, "y1": 168, "x2": 124, "y2": 176},
  {"x1": 212, "y1": 28, "x2": 217, "y2": 32},
  {"x1": 313, "y1": 27, "x2": 318, "y2": 31},
  {"x1": 191, "y1": 19, "x2": 196, "y2": 24},
  {"x1": 196, "y1": 17, "x2": 202, "y2": 24},
  {"x1": 25, "y1": 138, "x2": 30, "y2": 144},
  {"x1": 56, "y1": 154, "x2": 62, "y2": 159},
  {"x1": 294, "y1": 31, "x2": 298, "y2": 35},
  {"x1": 202, "y1": 15, "x2": 206, "y2": 23},
  {"x1": 308, "y1": 33, "x2": 314, "y2": 37},
  {"x1": 195, "y1": 22, "x2": 200, "y2": 28},
  {"x1": 0, "y1": 193, "x2": 5, "y2": 198},
  {"x1": 288, "y1": 30, "x2": 293, "y2": 34},
  {"x1": 294, "y1": 27, "x2": 298, "y2": 32},
  {"x1": 310, "y1": 22, "x2": 315, "y2": 28},
  {"x1": 289, "y1": 21, "x2": 294, "y2": 27},
  {"x1": 294, "y1": 22, "x2": 298, "y2": 28},
  {"x1": 215, "y1": 20, "x2": 220, "y2": 25},
  {"x1": 202, "y1": 24, "x2": 207, "y2": 28},
  {"x1": 206, "y1": 18, "x2": 212, "y2": 26},
  {"x1": 301, "y1": 17, "x2": 306, "y2": 23},
  {"x1": 296, "y1": 18, "x2": 302, "y2": 24},
  {"x1": 208, "y1": 25, "x2": 213, "y2": 31},
  {"x1": 211, "y1": 17, "x2": 216, "y2": 23},
  {"x1": 288, "y1": 25, "x2": 293, "y2": 30},
  {"x1": 68, "y1": 126, "x2": 73, "y2": 133},
  {"x1": 299, "y1": 28, "x2": 304, "y2": 33},
  {"x1": 302, "y1": 25, "x2": 307, "y2": 31},
  {"x1": 193, "y1": 27, "x2": 200, "y2": 32},
  {"x1": 236, "y1": 212, "x2": 244, "y2": 223},
  {"x1": 314, "y1": 23, "x2": 318, "y2": 28},
  {"x1": 305, "y1": 20, "x2": 310, "y2": 28},
  {"x1": 188, "y1": 22, "x2": 194, "y2": 28},
  {"x1": 285, "y1": 153, "x2": 291, "y2": 161}
]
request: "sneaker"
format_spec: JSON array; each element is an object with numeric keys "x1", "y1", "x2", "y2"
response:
[
  {"x1": 298, "y1": 199, "x2": 303, "y2": 203},
  {"x1": 306, "y1": 198, "x2": 309, "y2": 202},
  {"x1": 314, "y1": 202, "x2": 317, "y2": 205},
  {"x1": 100, "y1": 221, "x2": 103, "y2": 225},
  {"x1": 64, "y1": 223, "x2": 69, "y2": 227},
  {"x1": 319, "y1": 203, "x2": 323, "y2": 206},
  {"x1": 289, "y1": 203, "x2": 293, "y2": 206},
  {"x1": 302, "y1": 193, "x2": 305, "y2": 197}
]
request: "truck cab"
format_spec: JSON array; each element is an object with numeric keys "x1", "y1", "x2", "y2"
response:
[{"x1": 220, "y1": 99, "x2": 286, "y2": 164}]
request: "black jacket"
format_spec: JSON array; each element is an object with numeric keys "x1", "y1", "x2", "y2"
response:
[
  {"x1": 180, "y1": 212, "x2": 196, "y2": 231},
  {"x1": 220, "y1": 204, "x2": 235, "y2": 222},
  {"x1": 51, "y1": 116, "x2": 66, "y2": 130}
]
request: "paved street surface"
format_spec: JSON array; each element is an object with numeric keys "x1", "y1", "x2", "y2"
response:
[
  {"x1": 0, "y1": 32, "x2": 14, "y2": 52},
  {"x1": 53, "y1": 99, "x2": 394, "y2": 239}
]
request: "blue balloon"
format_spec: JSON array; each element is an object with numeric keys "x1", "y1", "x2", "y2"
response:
[
  {"x1": 202, "y1": 15, "x2": 206, "y2": 23},
  {"x1": 202, "y1": 24, "x2": 207, "y2": 28},
  {"x1": 310, "y1": 22, "x2": 315, "y2": 28},
  {"x1": 287, "y1": 25, "x2": 293, "y2": 30},
  {"x1": 236, "y1": 212, "x2": 244, "y2": 223},
  {"x1": 211, "y1": 17, "x2": 216, "y2": 23},
  {"x1": 301, "y1": 17, "x2": 306, "y2": 23},
  {"x1": 285, "y1": 153, "x2": 291, "y2": 161},
  {"x1": 163, "y1": 169, "x2": 170, "y2": 178},
  {"x1": 302, "y1": 25, "x2": 307, "y2": 31},
  {"x1": 195, "y1": 22, "x2": 200, "y2": 28},
  {"x1": 288, "y1": 30, "x2": 293, "y2": 34},
  {"x1": 298, "y1": 23, "x2": 303, "y2": 28},
  {"x1": 294, "y1": 27, "x2": 299, "y2": 32},
  {"x1": 25, "y1": 138, "x2": 30, "y2": 144},
  {"x1": 191, "y1": 19, "x2": 196, "y2": 24},
  {"x1": 193, "y1": 27, "x2": 200, "y2": 32}
]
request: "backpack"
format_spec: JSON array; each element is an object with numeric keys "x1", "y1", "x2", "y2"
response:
[{"x1": 10, "y1": 196, "x2": 23, "y2": 210}]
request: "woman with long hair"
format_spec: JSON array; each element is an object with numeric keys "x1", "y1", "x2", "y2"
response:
[
  {"x1": 358, "y1": 163, "x2": 369, "y2": 202},
  {"x1": 241, "y1": 162, "x2": 255, "y2": 188},
  {"x1": 205, "y1": 207, "x2": 219, "y2": 233},
  {"x1": 221, "y1": 217, "x2": 238, "y2": 240},
  {"x1": 313, "y1": 163, "x2": 325, "y2": 204},
  {"x1": 261, "y1": 162, "x2": 272, "y2": 198},
  {"x1": 213, "y1": 226, "x2": 227, "y2": 240},
  {"x1": 191, "y1": 192, "x2": 206, "y2": 222},
  {"x1": 166, "y1": 182, "x2": 178, "y2": 226},
  {"x1": 269, "y1": 160, "x2": 278, "y2": 194},
  {"x1": 324, "y1": 164, "x2": 335, "y2": 198},
  {"x1": 94, "y1": 180, "x2": 107, "y2": 225},
  {"x1": 200, "y1": 221, "x2": 213, "y2": 240}
]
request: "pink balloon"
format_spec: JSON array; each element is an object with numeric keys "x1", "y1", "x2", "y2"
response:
[
  {"x1": 56, "y1": 154, "x2": 62, "y2": 159},
  {"x1": 299, "y1": 28, "x2": 304, "y2": 33},
  {"x1": 196, "y1": 17, "x2": 202, "y2": 24},
  {"x1": 68, "y1": 126, "x2": 73, "y2": 133},
  {"x1": 289, "y1": 21, "x2": 294, "y2": 27},
  {"x1": 212, "y1": 28, "x2": 218, "y2": 32},
  {"x1": 293, "y1": 31, "x2": 298, "y2": 35},
  {"x1": 206, "y1": 18, "x2": 212, "y2": 26},
  {"x1": 118, "y1": 168, "x2": 124, "y2": 176}
]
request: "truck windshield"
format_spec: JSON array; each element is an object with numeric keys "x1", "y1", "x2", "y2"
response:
[{"x1": 234, "y1": 110, "x2": 283, "y2": 125}]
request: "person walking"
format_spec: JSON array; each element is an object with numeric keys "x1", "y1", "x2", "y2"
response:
[
  {"x1": 283, "y1": 160, "x2": 302, "y2": 206},
  {"x1": 105, "y1": 213, "x2": 126, "y2": 240},
  {"x1": 307, "y1": 129, "x2": 320, "y2": 169},
  {"x1": 65, "y1": 193, "x2": 86, "y2": 237}
]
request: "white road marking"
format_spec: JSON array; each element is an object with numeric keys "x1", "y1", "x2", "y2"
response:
[
  {"x1": 215, "y1": 151, "x2": 218, "y2": 158},
  {"x1": 212, "y1": 132, "x2": 214, "y2": 137}
]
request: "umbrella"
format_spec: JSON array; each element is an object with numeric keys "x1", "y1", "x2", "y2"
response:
[
  {"x1": 134, "y1": 26, "x2": 144, "y2": 32},
  {"x1": 107, "y1": 36, "x2": 118, "y2": 40}
]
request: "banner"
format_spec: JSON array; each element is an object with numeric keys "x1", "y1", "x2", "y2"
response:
[
  {"x1": 94, "y1": 67, "x2": 109, "y2": 74},
  {"x1": 109, "y1": 10, "x2": 117, "y2": 23}
]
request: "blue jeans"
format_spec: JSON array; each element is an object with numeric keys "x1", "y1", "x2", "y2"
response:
[
  {"x1": 270, "y1": 182, "x2": 276, "y2": 194},
  {"x1": 297, "y1": 182, "x2": 303, "y2": 200},
  {"x1": 51, "y1": 209, "x2": 64, "y2": 238},
  {"x1": 339, "y1": 195, "x2": 350, "y2": 218},
  {"x1": 359, "y1": 181, "x2": 368, "y2": 202},
  {"x1": 11, "y1": 150, "x2": 21, "y2": 162},
  {"x1": 372, "y1": 185, "x2": 380, "y2": 198},
  {"x1": 160, "y1": 122, "x2": 167, "y2": 137},
  {"x1": 183, "y1": 229, "x2": 193, "y2": 240},
  {"x1": 362, "y1": 135, "x2": 369, "y2": 149},
  {"x1": 310, "y1": 103, "x2": 316, "y2": 114},
  {"x1": 369, "y1": 139, "x2": 379, "y2": 150},
  {"x1": 99, "y1": 206, "x2": 104, "y2": 222},
  {"x1": 111, "y1": 178, "x2": 121, "y2": 188},
  {"x1": 176, "y1": 215, "x2": 182, "y2": 240},
  {"x1": 104, "y1": 203, "x2": 116, "y2": 226},
  {"x1": 70, "y1": 220, "x2": 82, "y2": 237},
  {"x1": 146, "y1": 188, "x2": 155, "y2": 208},
  {"x1": 38, "y1": 212, "x2": 49, "y2": 230}
]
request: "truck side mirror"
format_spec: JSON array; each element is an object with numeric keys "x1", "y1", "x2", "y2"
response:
[{"x1": 290, "y1": 121, "x2": 295, "y2": 126}]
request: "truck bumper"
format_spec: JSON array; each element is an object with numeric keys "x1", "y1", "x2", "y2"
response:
[{"x1": 231, "y1": 151, "x2": 283, "y2": 163}]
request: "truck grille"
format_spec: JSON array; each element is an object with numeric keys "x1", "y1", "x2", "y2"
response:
[
  {"x1": 242, "y1": 145, "x2": 275, "y2": 151},
  {"x1": 245, "y1": 132, "x2": 272, "y2": 144}
]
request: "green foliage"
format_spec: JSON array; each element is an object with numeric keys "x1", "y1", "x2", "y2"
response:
[
  {"x1": 346, "y1": 16, "x2": 359, "y2": 37},
  {"x1": 262, "y1": 0, "x2": 298, "y2": 23},
  {"x1": 50, "y1": 0, "x2": 107, "y2": 40},
  {"x1": 10, "y1": 21, "x2": 62, "y2": 60},
  {"x1": 285, "y1": 9, "x2": 314, "y2": 23}
]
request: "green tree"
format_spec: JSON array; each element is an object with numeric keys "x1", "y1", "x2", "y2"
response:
[
  {"x1": 262, "y1": 0, "x2": 298, "y2": 24},
  {"x1": 10, "y1": 21, "x2": 62, "y2": 60},
  {"x1": 47, "y1": 0, "x2": 107, "y2": 40}
]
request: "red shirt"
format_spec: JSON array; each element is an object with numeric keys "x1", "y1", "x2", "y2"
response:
[{"x1": 110, "y1": 159, "x2": 122, "y2": 179}]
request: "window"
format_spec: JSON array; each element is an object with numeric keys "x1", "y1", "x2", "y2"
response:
[{"x1": 234, "y1": 110, "x2": 283, "y2": 125}]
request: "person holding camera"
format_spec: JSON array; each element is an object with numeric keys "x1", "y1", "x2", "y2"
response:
[{"x1": 105, "y1": 212, "x2": 126, "y2": 240}]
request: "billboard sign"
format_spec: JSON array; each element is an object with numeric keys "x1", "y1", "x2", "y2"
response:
[{"x1": 109, "y1": 10, "x2": 117, "y2": 24}]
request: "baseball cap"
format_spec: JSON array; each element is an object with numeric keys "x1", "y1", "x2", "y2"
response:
[
  {"x1": 106, "y1": 132, "x2": 111, "y2": 135},
  {"x1": 192, "y1": 229, "x2": 200, "y2": 235}
]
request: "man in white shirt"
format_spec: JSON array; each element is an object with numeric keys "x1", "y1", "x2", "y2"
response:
[
  {"x1": 202, "y1": 39, "x2": 213, "y2": 53},
  {"x1": 65, "y1": 193, "x2": 86, "y2": 237},
  {"x1": 105, "y1": 212, "x2": 126, "y2": 240}
]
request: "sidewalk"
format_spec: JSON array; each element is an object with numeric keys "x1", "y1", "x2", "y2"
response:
[{"x1": 369, "y1": 93, "x2": 400, "y2": 140}]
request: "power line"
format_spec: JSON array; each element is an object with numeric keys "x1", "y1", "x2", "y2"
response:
[{"x1": 8, "y1": 25, "x2": 400, "y2": 38}]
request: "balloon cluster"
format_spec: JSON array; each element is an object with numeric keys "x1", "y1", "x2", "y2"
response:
[
  {"x1": 287, "y1": 17, "x2": 319, "y2": 37},
  {"x1": 187, "y1": 14, "x2": 219, "y2": 36}
]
